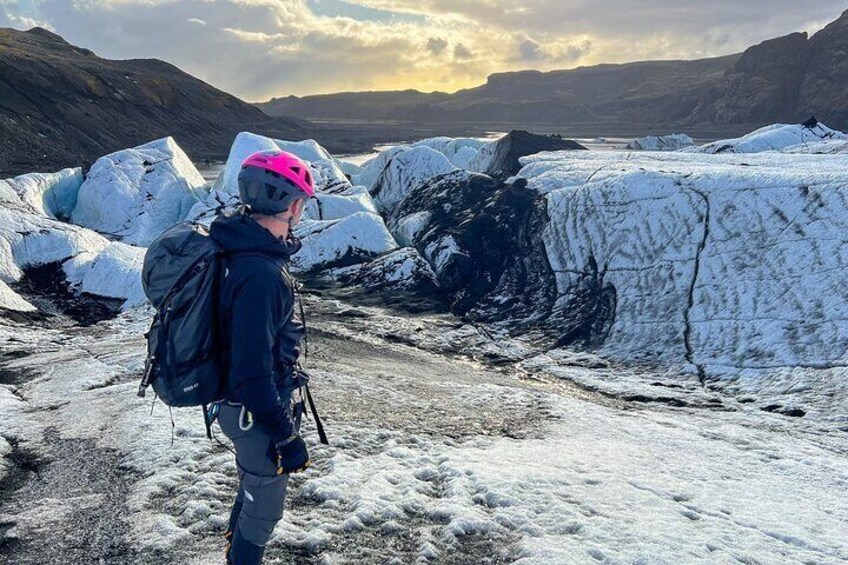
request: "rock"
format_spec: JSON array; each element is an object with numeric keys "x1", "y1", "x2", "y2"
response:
[
  {"x1": 627, "y1": 134, "x2": 694, "y2": 151},
  {"x1": 796, "y1": 10, "x2": 848, "y2": 130},
  {"x1": 387, "y1": 169, "x2": 556, "y2": 321},
  {"x1": 688, "y1": 31, "x2": 811, "y2": 125},
  {"x1": 0, "y1": 27, "x2": 306, "y2": 176},
  {"x1": 311, "y1": 247, "x2": 443, "y2": 312},
  {"x1": 0, "y1": 168, "x2": 83, "y2": 219},
  {"x1": 291, "y1": 212, "x2": 399, "y2": 273},
  {"x1": 63, "y1": 242, "x2": 146, "y2": 309},
  {"x1": 468, "y1": 130, "x2": 587, "y2": 177},
  {"x1": 687, "y1": 121, "x2": 847, "y2": 154},
  {"x1": 517, "y1": 148, "x2": 848, "y2": 373},
  {"x1": 328, "y1": 247, "x2": 439, "y2": 291},
  {"x1": 71, "y1": 137, "x2": 205, "y2": 246},
  {"x1": 369, "y1": 146, "x2": 457, "y2": 213},
  {"x1": 213, "y1": 132, "x2": 350, "y2": 195}
]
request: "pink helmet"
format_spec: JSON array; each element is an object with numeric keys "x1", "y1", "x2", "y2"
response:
[{"x1": 238, "y1": 150, "x2": 316, "y2": 214}]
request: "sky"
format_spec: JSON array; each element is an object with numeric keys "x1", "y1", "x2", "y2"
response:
[{"x1": 1, "y1": 0, "x2": 846, "y2": 101}]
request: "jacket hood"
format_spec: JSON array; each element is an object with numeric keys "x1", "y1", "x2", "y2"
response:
[{"x1": 209, "y1": 206, "x2": 302, "y2": 259}]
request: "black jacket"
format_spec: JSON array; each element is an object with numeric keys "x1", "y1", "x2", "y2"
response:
[{"x1": 209, "y1": 207, "x2": 305, "y2": 443}]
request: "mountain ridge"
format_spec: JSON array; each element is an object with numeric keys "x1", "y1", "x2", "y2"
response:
[{"x1": 258, "y1": 10, "x2": 848, "y2": 132}]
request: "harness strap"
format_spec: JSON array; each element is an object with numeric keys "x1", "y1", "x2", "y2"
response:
[{"x1": 303, "y1": 382, "x2": 329, "y2": 445}]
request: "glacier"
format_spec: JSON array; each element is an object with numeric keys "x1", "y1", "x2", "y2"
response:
[
  {"x1": 71, "y1": 137, "x2": 205, "y2": 246},
  {"x1": 2, "y1": 123, "x2": 848, "y2": 564},
  {"x1": 514, "y1": 149, "x2": 848, "y2": 406},
  {"x1": 626, "y1": 133, "x2": 694, "y2": 151},
  {"x1": 685, "y1": 121, "x2": 847, "y2": 154}
]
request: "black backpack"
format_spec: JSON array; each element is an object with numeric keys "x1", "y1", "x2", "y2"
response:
[
  {"x1": 137, "y1": 220, "x2": 329, "y2": 444},
  {"x1": 138, "y1": 221, "x2": 225, "y2": 410}
]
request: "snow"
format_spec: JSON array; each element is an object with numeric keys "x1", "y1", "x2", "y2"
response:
[
  {"x1": 626, "y1": 133, "x2": 694, "y2": 151},
  {"x1": 291, "y1": 212, "x2": 399, "y2": 272},
  {"x1": 70, "y1": 137, "x2": 205, "y2": 246},
  {"x1": 687, "y1": 122, "x2": 847, "y2": 154},
  {"x1": 516, "y1": 149, "x2": 848, "y2": 378},
  {"x1": 0, "y1": 168, "x2": 83, "y2": 219},
  {"x1": 213, "y1": 132, "x2": 350, "y2": 195},
  {"x1": 369, "y1": 146, "x2": 457, "y2": 213},
  {"x1": 63, "y1": 242, "x2": 147, "y2": 309}
]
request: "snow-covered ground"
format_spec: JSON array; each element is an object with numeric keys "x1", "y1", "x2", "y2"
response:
[{"x1": 1, "y1": 294, "x2": 845, "y2": 564}]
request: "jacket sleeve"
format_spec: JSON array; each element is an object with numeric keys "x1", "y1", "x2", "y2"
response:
[{"x1": 227, "y1": 266, "x2": 295, "y2": 443}]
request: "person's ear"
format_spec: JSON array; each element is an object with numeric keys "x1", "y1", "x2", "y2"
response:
[{"x1": 289, "y1": 199, "x2": 304, "y2": 216}]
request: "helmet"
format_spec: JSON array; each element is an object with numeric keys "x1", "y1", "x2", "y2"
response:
[{"x1": 237, "y1": 150, "x2": 315, "y2": 214}]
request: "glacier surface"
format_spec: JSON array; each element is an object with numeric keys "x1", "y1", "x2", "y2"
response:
[{"x1": 70, "y1": 137, "x2": 205, "y2": 246}]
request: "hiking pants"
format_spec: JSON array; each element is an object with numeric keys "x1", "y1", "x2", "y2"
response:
[{"x1": 218, "y1": 394, "x2": 303, "y2": 552}]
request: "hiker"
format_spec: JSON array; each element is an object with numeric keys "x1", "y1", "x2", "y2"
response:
[{"x1": 208, "y1": 150, "x2": 317, "y2": 564}]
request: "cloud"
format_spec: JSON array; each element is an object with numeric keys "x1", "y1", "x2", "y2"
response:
[
  {"x1": 452, "y1": 42, "x2": 472, "y2": 60},
  {"x1": 517, "y1": 38, "x2": 543, "y2": 61},
  {"x1": 1, "y1": 0, "x2": 845, "y2": 100},
  {"x1": 426, "y1": 36, "x2": 447, "y2": 55}
]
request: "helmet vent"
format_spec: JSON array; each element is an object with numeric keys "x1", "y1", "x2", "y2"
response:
[
  {"x1": 265, "y1": 183, "x2": 277, "y2": 199},
  {"x1": 304, "y1": 171, "x2": 312, "y2": 185}
]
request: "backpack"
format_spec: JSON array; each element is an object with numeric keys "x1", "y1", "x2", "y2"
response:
[
  {"x1": 137, "y1": 220, "x2": 329, "y2": 445},
  {"x1": 138, "y1": 221, "x2": 225, "y2": 410}
]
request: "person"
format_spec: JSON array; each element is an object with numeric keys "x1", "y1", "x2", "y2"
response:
[{"x1": 208, "y1": 150, "x2": 316, "y2": 564}]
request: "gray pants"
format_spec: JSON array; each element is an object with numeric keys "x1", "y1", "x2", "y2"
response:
[{"x1": 218, "y1": 396, "x2": 303, "y2": 547}]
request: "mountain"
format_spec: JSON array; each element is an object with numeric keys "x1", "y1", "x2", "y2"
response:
[
  {"x1": 259, "y1": 56, "x2": 739, "y2": 130},
  {"x1": 258, "y1": 9, "x2": 848, "y2": 134},
  {"x1": 0, "y1": 27, "x2": 310, "y2": 174}
]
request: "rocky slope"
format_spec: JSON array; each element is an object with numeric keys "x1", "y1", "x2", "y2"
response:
[
  {"x1": 0, "y1": 28, "x2": 401, "y2": 175},
  {"x1": 259, "y1": 10, "x2": 848, "y2": 133},
  {"x1": 0, "y1": 28, "x2": 308, "y2": 173}
]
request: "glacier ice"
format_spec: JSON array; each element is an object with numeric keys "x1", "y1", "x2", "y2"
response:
[
  {"x1": 291, "y1": 212, "x2": 399, "y2": 273},
  {"x1": 687, "y1": 121, "x2": 847, "y2": 154},
  {"x1": 63, "y1": 242, "x2": 146, "y2": 309},
  {"x1": 369, "y1": 146, "x2": 457, "y2": 213},
  {"x1": 70, "y1": 137, "x2": 205, "y2": 246},
  {"x1": 517, "y1": 149, "x2": 848, "y2": 374},
  {"x1": 0, "y1": 168, "x2": 83, "y2": 220},
  {"x1": 411, "y1": 137, "x2": 486, "y2": 169},
  {"x1": 626, "y1": 133, "x2": 694, "y2": 151},
  {"x1": 213, "y1": 132, "x2": 350, "y2": 194}
]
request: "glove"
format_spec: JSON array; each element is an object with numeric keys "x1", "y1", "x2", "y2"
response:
[{"x1": 274, "y1": 435, "x2": 311, "y2": 475}]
